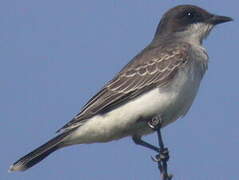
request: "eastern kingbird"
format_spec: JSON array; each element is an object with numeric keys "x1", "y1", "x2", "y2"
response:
[{"x1": 10, "y1": 5, "x2": 232, "y2": 172}]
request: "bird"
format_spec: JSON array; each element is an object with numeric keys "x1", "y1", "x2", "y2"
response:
[{"x1": 9, "y1": 4, "x2": 232, "y2": 172}]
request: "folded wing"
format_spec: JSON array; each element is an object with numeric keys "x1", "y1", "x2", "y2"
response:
[{"x1": 57, "y1": 42, "x2": 190, "y2": 133}]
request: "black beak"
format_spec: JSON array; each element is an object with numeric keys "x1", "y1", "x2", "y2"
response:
[{"x1": 208, "y1": 15, "x2": 233, "y2": 25}]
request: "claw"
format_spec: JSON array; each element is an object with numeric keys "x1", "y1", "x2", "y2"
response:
[
  {"x1": 151, "y1": 155, "x2": 161, "y2": 162},
  {"x1": 160, "y1": 150, "x2": 169, "y2": 162}
]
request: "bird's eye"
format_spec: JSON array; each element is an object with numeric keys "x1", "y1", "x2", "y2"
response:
[{"x1": 186, "y1": 11, "x2": 195, "y2": 19}]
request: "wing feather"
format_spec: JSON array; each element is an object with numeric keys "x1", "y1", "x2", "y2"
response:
[{"x1": 57, "y1": 42, "x2": 190, "y2": 132}]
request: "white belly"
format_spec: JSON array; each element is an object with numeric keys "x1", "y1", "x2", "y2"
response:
[{"x1": 66, "y1": 64, "x2": 203, "y2": 145}]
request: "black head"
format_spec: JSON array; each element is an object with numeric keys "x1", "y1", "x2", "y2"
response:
[{"x1": 155, "y1": 5, "x2": 233, "y2": 37}]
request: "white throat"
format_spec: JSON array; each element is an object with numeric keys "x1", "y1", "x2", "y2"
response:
[{"x1": 177, "y1": 23, "x2": 213, "y2": 46}]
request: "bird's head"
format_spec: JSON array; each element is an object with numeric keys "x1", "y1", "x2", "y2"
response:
[{"x1": 155, "y1": 5, "x2": 233, "y2": 44}]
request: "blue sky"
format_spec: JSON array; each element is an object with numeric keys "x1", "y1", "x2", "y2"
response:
[{"x1": 2, "y1": 0, "x2": 238, "y2": 180}]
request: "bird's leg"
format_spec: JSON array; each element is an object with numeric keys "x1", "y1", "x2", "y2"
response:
[
  {"x1": 132, "y1": 136, "x2": 159, "y2": 153},
  {"x1": 148, "y1": 115, "x2": 173, "y2": 180}
]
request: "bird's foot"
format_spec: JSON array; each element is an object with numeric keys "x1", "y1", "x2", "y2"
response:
[
  {"x1": 147, "y1": 115, "x2": 173, "y2": 180},
  {"x1": 151, "y1": 148, "x2": 173, "y2": 180},
  {"x1": 151, "y1": 147, "x2": 169, "y2": 163}
]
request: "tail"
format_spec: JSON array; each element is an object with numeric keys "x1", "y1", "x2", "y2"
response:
[{"x1": 9, "y1": 129, "x2": 74, "y2": 172}]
